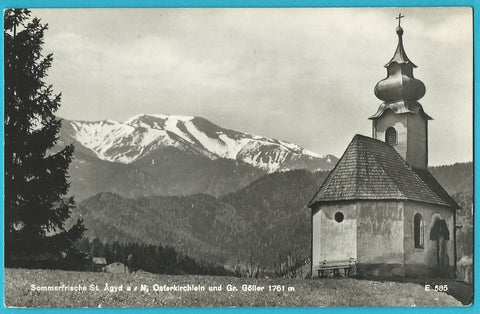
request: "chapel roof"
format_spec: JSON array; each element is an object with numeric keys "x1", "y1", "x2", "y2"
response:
[{"x1": 308, "y1": 134, "x2": 458, "y2": 209}]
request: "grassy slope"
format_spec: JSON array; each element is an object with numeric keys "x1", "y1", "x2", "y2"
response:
[{"x1": 5, "y1": 268, "x2": 462, "y2": 308}]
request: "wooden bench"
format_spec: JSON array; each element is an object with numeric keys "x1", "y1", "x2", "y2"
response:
[{"x1": 314, "y1": 258, "x2": 356, "y2": 278}]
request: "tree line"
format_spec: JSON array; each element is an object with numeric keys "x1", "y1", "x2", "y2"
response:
[{"x1": 76, "y1": 238, "x2": 233, "y2": 276}]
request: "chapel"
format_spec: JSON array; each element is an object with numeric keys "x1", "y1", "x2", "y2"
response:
[{"x1": 309, "y1": 16, "x2": 458, "y2": 278}]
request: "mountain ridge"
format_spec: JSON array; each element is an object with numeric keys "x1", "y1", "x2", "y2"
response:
[
  {"x1": 60, "y1": 114, "x2": 337, "y2": 173},
  {"x1": 58, "y1": 114, "x2": 338, "y2": 200}
]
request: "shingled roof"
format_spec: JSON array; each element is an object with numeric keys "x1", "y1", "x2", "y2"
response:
[{"x1": 308, "y1": 134, "x2": 458, "y2": 209}]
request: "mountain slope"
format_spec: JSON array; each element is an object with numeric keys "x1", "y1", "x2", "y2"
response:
[
  {"x1": 59, "y1": 114, "x2": 337, "y2": 200},
  {"x1": 60, "y1": 114, "x2": 337, "y2": 173},
  {"x1": 73, "y1": 169, "x2": 329, "y2": 267},
  {"x1": 219, "y1": 170, "x2": 329, "y2": 266},
  {"x1": 65, "y1": 145, "x2": 265, "y2": 200},
  {"x1": 428, "y1": 162, "x2": 473, "y2": 195},
  {"x1": 72, "y1": 192, "x2": 252, "y2": 264},
  {"x1": 69, "y1": 151, "x2": 182, "y2": 201}
]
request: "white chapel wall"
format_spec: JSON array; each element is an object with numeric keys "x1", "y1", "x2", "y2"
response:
[
  {"x1": 312, "y1": 202, "x2": 357, "y2": 268},
  {"x1": 356, "y1": 200, "x2": 405, "y2": 275}
]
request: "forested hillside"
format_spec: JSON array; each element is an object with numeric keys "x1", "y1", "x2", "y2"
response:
[
  {"x1": 77, "y1": 238, "x2": 232, "y2": 276},
  {"x1": 74, "y1": 163, "x2": 473, "y2": 270},
  {"x1": 219, "y1": 170, "x2": 329, "y2": 267},
  {"x1": 74, "y1": 170, "x2": 329, "y2": 268},
  {"x1": 74, "y1": 192, "x2": 250, "y2": 264},
  {"x1": 428, "y1": 162, "x2": 473, "y2": 195}
]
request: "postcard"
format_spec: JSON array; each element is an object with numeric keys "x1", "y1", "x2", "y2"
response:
[{"x1": 2, "y1": 6, "x2": 474, "y2": 309}]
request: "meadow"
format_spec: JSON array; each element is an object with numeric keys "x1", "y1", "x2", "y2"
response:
[{"x1": 4, "y1": 268, "x2": 464, "y2": 308}]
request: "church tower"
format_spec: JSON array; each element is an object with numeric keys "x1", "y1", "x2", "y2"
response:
[{"x1": 370, "y1": 15, "x2": 431, "y2": 170}]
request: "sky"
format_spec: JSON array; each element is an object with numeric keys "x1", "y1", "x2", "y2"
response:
[{"x1": 32, "y1": 7, "x2": 473, "y2": 165}]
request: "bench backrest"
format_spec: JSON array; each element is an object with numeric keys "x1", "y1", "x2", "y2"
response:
[{"x1": 319, "y1": 258, "x2": 356, "y2": 267}]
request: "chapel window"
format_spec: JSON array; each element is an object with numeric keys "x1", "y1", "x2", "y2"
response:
[
  {"x1": 335, "y1": 212, "x2": 344, "y2": 223},
  {"x1": 385, "y1": 127, "x2": 397, "y2": 146},
  {"x1": 414, "y1": 213, "x2": 424, "y2": 248}
]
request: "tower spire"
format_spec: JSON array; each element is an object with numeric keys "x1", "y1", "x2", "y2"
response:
[{"x1": 385, "y1": 14, "x2": 416, "y2": 68}]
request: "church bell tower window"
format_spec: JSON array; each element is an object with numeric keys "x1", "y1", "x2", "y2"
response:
[
  {"x1": 414, "y1": 213, "x2": 424, "y2": 249},
  {"x1": 385, "y1": 127, "x2": 397, "y2": 146}
]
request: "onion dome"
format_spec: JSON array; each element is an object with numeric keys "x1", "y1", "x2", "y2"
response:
[{"x1": 374, "y1": 25, "x2": 426, "y2": 103}]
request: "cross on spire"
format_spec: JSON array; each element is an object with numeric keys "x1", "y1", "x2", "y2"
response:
[{"x1": 396, "y1": 13, "x2": 404, "y2": 27}]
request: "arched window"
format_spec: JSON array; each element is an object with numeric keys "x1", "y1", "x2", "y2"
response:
[
  {"x1": 385, "y1": 127, "x2": 397, "y2": 146},
  {"x1": 414, "y1": 213, "x2": 424, "y2": 248}
]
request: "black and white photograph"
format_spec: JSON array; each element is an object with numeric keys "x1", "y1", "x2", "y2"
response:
[{"x1": 3, "y1": 7, "x2": 474, "y2": 307}]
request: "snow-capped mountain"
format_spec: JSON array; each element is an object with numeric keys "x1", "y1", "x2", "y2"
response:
[{"x1": 61, "y1": 114, "x2": 336, "y2": 173}]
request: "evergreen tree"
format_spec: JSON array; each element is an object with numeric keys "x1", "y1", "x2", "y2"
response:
[{"x1": 4, "y1": 9, "x2": 85, "y2": 268}]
